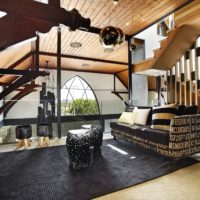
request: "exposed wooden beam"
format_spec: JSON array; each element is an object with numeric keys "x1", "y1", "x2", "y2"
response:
[
  {"x1": 35, "y1": 34, "x2": 40, "y2": 72},
  {"x1": 49, "y1": 0, "x2": 60, "y2": 7},
  {"x1": 40, "y1": 66, "x2": 114, "y2": 74},
  {"x1": 128, "y1": 39, "x2": 132, "y2": 104},
  {"x1": 0, "y1": 69, "x2": 49, "y2": 77},
  {"x1": 0, "y1": 82, "x2": 10, "y2": 86},
  {"x1": 0, "y1": 1, "x2": 90, "y2": 50},
  {"x1": 0, "y1": 77, "x2": 33, "y2": 100},
  {"x1": 0, "y1": 52, "x2": 32, "y2": 78},
  {"x1": 39, "y1": 51, "x2": 128, "y2": 66},
  {"x1": 0, "y1": 0, "x2": 90, "y2": 30},
  {"x1": 57, "y1": 27, "x2": 62, "y2": 138}
]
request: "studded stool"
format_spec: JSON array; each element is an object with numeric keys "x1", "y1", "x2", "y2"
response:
[
  {"x1": 91, "y1": 126, "x2": 103, "y2": 156},
  {"x1": 66, "y1": 129, "x2": 94, "y2": 170},
  {"x1": 37, "y1": 123, "x2": 52, "y2": 147},
  {"x1": 16, "y1": 125, "x2": 32, "y2": 149}
]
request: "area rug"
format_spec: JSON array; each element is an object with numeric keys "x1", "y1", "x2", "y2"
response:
[{"x1": 0, "y1": 139, "x2": 198, "y2": 200}]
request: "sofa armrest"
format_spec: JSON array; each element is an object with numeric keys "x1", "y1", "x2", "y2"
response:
[{"x1": 169, "y1": 114, "x2": 200, "y2": 158}]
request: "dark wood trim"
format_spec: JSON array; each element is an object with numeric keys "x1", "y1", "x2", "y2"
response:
[
  {"x1": 115, "y1": 73, "x2": 128, "y2": 89},
  {"x1": 156, "y1": 76, "x2": 161, "y2": 106},
  {"x1": 49, "y1": 0, "x2": 60, "y2": 7},
  {"x1": 114, "y1": 75, "x2": 116, "y2": 92},
  {"x1": 0, "y1": 76, "x2": 32, "y2": 100},
  {"x1": 0, "y1": 52, "x2": 32, "y2": 78},
  {"x1": 111, "y1": 91, "x2": 129, "y2": 106},
  {"x1": 112, "y1": 91, "x2": 128, "y2": 94},
  {"x1": 128, "y1": 39, "x2": 132, "y2": 103},
  {"x1": 131, "y1": 0, "x2": 194, "y2": 37},
  {"x1": 0, "y1": 82, "x2": 10, "y2": 86},
  {"x1": 0, "y1": 69, "x2": 49, "y2": 76},
  {"x1": 40, "y1": 66, "x2": 114, "y2": 74},
  {"x1": 39, "y1": 51, "x2": 128, "y2": 66},
  {"x1": 197, "y1": 47, "x2": 200, "y2": 57},
  {"x1": 35, "y1": 34, "x2": 39, "y2": 72},
  {"x1": 4, "y1": 114, "x2": 121, "y2": 126},
  {"x1": 57, "y1": 27, "x2": 62, "y2": 138}
]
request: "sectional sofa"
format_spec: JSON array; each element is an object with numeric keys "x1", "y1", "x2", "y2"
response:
[{"x1": 110, "y1": 106, "x2": 200, "y2": 159}]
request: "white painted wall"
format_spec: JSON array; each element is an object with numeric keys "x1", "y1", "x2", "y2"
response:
[
  {"x1": 135, "y1": 24, "x2": 165, "y2": 59},
  {"x1": 132, "y1": 74, "x2": 148, "y2": 106},
  {"x1": 5, "y1": 71, "x2": 128, "y2": 119}
]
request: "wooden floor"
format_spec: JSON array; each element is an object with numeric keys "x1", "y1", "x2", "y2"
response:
[{"x1": 94, "y1": 154, "x2": 200, "y2": 200}]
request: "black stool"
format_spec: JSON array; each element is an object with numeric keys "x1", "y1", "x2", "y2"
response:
[
  {"x1": 66, "y1": 129, "x2": 94, "y2": 170},
  {"x1": 37, "y1": 123, "x2": 52, "y2": 147},
  {"x1": 82, "y1": 125, "x2": 103, "y2": 155},
  {"x1": 16, "y1": 125, "x2": 32, "y2": 149},
  {"x1": 91, "y1": 126, "x2": 103, "y2": 156}
]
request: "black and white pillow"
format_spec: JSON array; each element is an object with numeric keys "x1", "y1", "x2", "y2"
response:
[{"x1": 151, "y1": 104, "x2": 177, "y2": 131}]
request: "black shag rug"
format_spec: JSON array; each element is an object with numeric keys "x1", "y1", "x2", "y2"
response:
[{"x1": 0, "y1": 139, "x2": 198, "y2": 200}]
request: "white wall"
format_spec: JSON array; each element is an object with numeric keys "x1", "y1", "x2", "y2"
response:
[
  {"x1": 132, "y1": 74, "x2": 148, "y2": 106},
  {"x1": 5, "y1": 71, "x2": 128, "y2": 119},
  {"x1": 135, "y1": 24, "x2": 165, "y2": 59}
]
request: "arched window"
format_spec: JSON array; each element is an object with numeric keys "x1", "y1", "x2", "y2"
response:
[{"x1": 61, "y1": 76, "x2": 100, "y2": 115}]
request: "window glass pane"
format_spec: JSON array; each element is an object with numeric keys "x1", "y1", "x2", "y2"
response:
[{"x1": 61, "y1": 76, "x2": 99, "y2": 115}]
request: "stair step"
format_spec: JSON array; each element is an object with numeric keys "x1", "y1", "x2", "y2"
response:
[
  {"x1": 153, "y1": 48, "x2": 161, "y2": 57},
  {"x1": 134, "y1": 57, "x2": 154, "y2": 65}
]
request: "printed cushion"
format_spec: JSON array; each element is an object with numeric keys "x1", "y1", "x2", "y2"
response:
[
  {"x1": 118, "y1": 112, "x2": 136, "y2": 125},
  {"x1": 177, "y1": 105, "x2": 198, "y2": 115},
  {"x1": 134, "y1": 107, "x2": 151, "y2": 125},
  {"x1": 151, "y1": 103, "x2": 177, "y2": 131}
]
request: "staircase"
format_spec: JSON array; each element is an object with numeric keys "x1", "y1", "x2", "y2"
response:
[{"x1": 116, "y1": 25, "x2": 199, "y2": 87}]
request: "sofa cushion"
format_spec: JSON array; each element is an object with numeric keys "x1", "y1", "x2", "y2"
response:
[
  {"x1": 151, "y1": 104, "x2": 177, "y2": 131},
  {"x1": 110, "y1": 122, "x2": 169, "y2": 145},
  {"x1": 177, "y1": 105, "x2": 198, "y2": 115},
  {"x1": 118, "y1": 112, "x2": 136, "y2": 125},
  {"x1": 125, "y1": 106, "x2": 152, "y2": 125},
  {"x1": 134, "y1": 107, "x2": 151, "y2": 125}
]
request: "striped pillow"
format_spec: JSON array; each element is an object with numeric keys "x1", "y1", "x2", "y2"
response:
[{"x1": 151, "y1": 104, "x2": 177, "y2": 131}]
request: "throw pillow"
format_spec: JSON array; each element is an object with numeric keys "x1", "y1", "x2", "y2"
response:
[
  {"x1": 177, "y1": 105, "x2": 198, "y2": 115},
  {"x1": 118, "y1": 112, "x2": 136, "y2": 125},
  {"x1": 151, "y1": 103, "x2": 177, "y2": 131},
  {"x1": 133, "y1": 107, "x2": 151, "y2": 125}
]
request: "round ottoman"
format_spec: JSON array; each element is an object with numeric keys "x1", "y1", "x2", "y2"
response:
[
  {"x1": 66, "y1": 129, "x2": 94, "y2": 170},
  {"x1": 16, "y1": 125, "x2": 32, "y2": 149},
  {"x1": 37, "y1": 123, "x2": 52, "y2": 147}
]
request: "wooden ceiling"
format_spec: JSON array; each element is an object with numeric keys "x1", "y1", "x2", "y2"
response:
[{"x1": 0, "y1": 0, "x2": 192, "y2": 85}]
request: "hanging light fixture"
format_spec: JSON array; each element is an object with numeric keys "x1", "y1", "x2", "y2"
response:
[
  {"x1": 99, "y1": 26, "x2": 124, "y2": 51},
  {"x1": 113, "y1": 0, "x2": 119, "y2": 5},
  {"x1": 99, "y1": 0, "x2": 124, "y2": 52}
]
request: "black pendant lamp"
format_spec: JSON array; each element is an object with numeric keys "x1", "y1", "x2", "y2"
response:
[{"x1": 99, "y1": 26, "x2": 124, "y2": 51}]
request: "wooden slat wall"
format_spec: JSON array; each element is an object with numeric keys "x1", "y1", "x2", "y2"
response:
[{"x1": 166, "y1": 36, "x2": 200, "y2": 109}]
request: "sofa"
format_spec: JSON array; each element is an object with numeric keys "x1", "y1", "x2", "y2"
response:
[{"x1": 110, "y1": 106, "x2": 200, "y2": 159}]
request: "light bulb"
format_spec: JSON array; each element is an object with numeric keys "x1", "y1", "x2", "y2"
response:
[{"x1": 113, "y1": 0, "x2": 118, "y2": 5}]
